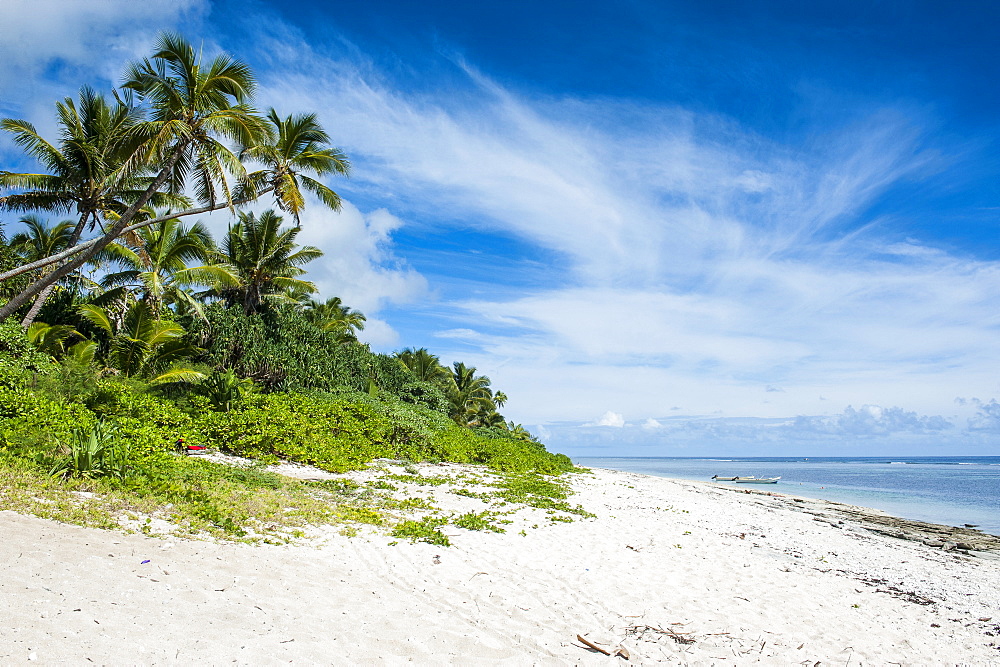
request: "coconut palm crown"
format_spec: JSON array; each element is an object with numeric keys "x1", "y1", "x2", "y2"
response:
[
  {"x1": 241, "y1": 109, "x2": 350, "y2": 225},
  {"x1": 209, "y1": 209, "x2": 322, "y2": 314}
]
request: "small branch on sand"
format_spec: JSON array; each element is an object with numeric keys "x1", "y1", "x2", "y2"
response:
[
  {"x1": 625, "y1": 624, "x2": 696, "y2": 645},
  {"x1": 576, "y1": 634, "x2": 612, "y2": 655}
]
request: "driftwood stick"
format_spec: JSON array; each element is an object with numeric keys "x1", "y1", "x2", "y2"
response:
[{"x1": 576, "y1": 635, "x2": 612, "y2": 656}]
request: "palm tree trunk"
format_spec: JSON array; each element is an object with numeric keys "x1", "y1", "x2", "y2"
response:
[
  {"x1": 20, "y1": 282, "x2": 55, "y2": 328},
  {"x1": 0, "y1": 147, "x2": 190, "y2": 325},
  {"x1": 20, "y1": 211, "x2": 91, "y2": 328},
  {"x1": 0, "y1": 189, "x2": 273, "y2": 285}
]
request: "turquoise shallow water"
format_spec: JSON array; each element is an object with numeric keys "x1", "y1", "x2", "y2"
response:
[{"x1": 577, "y1": 456, "x2": 1000, "y2": 536}]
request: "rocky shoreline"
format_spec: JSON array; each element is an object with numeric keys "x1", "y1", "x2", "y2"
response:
[{"x1": 713, "y1": 482, "x2": 1000, "y2": 556}]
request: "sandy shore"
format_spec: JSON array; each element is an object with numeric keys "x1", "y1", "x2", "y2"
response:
[{"x1": 2, "y1": 466, "x2": 999, "y2": 664}]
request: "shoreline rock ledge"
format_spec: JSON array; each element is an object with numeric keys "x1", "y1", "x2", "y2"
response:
[{"x1": 714, "y1": 484, "x2": 1000, "y2": 556}]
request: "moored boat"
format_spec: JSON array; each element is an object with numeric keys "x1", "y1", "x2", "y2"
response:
[
  {"x1": 711, "y1": 475, "x2": 739, "y2": 481},
  {"x1": 734, "y1": 476, "x2": 780, "y2": 484}
]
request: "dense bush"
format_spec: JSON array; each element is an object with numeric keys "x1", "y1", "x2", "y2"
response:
[
  {"x1": 188, "y1": 304, "x2": 417, "y2": 395},
  {"x1": 0, "y1": 322, "x2": 572, "y2": 479},
  {"x1": 0, "y1": 321, "x2": 55, "y2": 388},
  {"x1": 397, "y1": 380, "x2": 450, "y2": 414},
  {"x1": 0, "y1": 387, "x2": 96, "y2": 455},
  {"x1": 88, "y1": 380, "x2": 198, "y2": 460},
  {"x1": 193, "y1": 390, "x2": 570, "y2": 473}
]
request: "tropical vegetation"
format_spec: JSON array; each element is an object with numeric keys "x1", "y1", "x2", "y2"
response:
[{"x1": 0, "y1": 34, "x2": 574, "y2": 542}]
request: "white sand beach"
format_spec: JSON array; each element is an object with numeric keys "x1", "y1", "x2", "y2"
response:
[{"x1": 3, "y1": 466, "x2": 999, "y2": 664}]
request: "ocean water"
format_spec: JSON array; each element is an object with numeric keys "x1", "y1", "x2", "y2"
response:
[{"x1": 577, "y1": 456, "x2": 1000, "y2": 536}]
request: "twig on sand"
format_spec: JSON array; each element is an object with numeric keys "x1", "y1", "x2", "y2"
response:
[
  {"x1": 625, "y1": 624, "x2": 696, "y2": 645},
  {"x1": 576, "y1": 634, "x2": 612, "y2": 655}
]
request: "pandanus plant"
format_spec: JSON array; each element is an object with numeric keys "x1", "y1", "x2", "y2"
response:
[{"x1": 49, "y1": 421, "x2": 132, "y2": 480}]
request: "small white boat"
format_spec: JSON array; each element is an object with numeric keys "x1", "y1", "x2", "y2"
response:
[
  {"x1": 734, "y1": 476, "x2": 780, "y2": 484},
  {"x1": 711, "y1": 475, "x2": 739, "y2": 481}
]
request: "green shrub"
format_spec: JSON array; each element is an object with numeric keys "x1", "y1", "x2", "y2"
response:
[
  {"x1": 49, "y1": 422, "x2": 135, "y2": 480},
  {"x1": 397, "y1": 380, "x2": 450, "y2": 413},
  {"x1": 189, "y1": 389, "x2": 572, "y2": 475},
  {"x1": 34, "y1": 353, "x2": 101, "y2": 404},
  {"x1": 0, "y1": 360, "x2": 573, "y2": 482},
  {"x1": 0, "y1": 321, "x2": 56, "y2": 389},
  {"x1": 0, "y1": 387, "x2": 96, "y2": 456},
  {"x1": 88, "y1": 380, "x2": 197, "y2": 459}
]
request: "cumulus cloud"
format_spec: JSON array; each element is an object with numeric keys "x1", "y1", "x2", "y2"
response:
[
  {"x1": 966, "y1": 399, "x2": 1000, "y2": 432},
  {"x1": 293, "y1": 202, "x2": 427, "y2": 317},
  {"x1": 592, "y1": 411, "x2": 626, "y2": 428},
  {"x1": 542, "y1": 403, "x2": 974, "y2": 456},
  {"x1": 790, "y1": 405, "x2": 953, "y2": 437}
]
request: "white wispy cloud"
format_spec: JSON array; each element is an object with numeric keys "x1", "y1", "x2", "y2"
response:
[
  {"x1": 0, "y1": 0, "x2": 207, "y2": 121},
  {"x1": 4, "y1": 8, "x2": 999, "y2": 455},
  {"x1": 251, "y1": 45, "x2": 1000, "y2": 442}
]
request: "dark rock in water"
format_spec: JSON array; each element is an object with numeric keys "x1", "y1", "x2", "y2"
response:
[{"x1": 964, "y1": 524, "x2": 979, "y2": 529}]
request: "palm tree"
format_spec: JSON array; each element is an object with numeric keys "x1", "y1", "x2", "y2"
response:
[
  {"x1": 493, "y1": 391, "x2": 508, "y2": 409},
  {"x1": 0, "y1": 104, "x2": 350, "y2": 294},
  {"x1": 25, "y1": 321, "x2": 84, "y2": 357},
  {"x1": 240, "y1": 109, "x2": 350, "y2": 225},
  {"x1": 0, "y1": 33, "x2": 270, "y2": 322},
  {"x1": 121, "y1": 33, "x2": 268, "y2": 208},
  {"x1": 210, "y1": 209, "x2": 322, "y2": 314},
  {"x1": 478, "y1": 411, "x2": 507, "y2": 428},
  {"x1": 0, "y1": 88, "x2": 181, "y2": 324},
  {"x1": 507, "y1": 422, "x2": 539, "y2": 443},
  {"x1": 446, "y1": 361, "x2": 495, "y2": 427},
  {"x1": 99, "y1": 215, "x2": 232, "y2": 319},
  {"x1": 1, "y1": 36, "x2": 350, "y2": 323},
  {"x1": 0, "y1": 87, "x2": 164, "y2": 238},
  {"x1": 395, "y1": 347, "x2": 450, "y2": 385},
  {"x1": 8, "y1": 215, "x2": 76, "y2": 326},
  {"x1": 9, "y1": 216, "x2": 75, "y2": 263},
  {"x1": 78, "y1": 301, "x2": 203, "y2": 384},
  {"x1": 304, "y1": 296, "x2": 366, "y2": 343}
]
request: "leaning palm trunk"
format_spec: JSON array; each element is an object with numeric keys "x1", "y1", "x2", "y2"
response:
[
  {"x1": 0, "y1": 146, "x2": 190, "y2": 323},
  {"x1": 19, "y1": 210, "x2": 91, "y2": 327},
  {"x1": 0, "y1": 197, "x2": 268, "y2": 286},
  {"x1": 20, "y1": 279, "x2": 55, "y2": 327}
]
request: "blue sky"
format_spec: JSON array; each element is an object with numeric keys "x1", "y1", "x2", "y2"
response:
[{"x1": 2, "y1": 0, "x2": 1000, "y2": 456}]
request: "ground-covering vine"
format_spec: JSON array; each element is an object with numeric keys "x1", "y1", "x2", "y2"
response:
[{"x1": 0, "y1": 324, "x2": 586, "y2": 544}]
